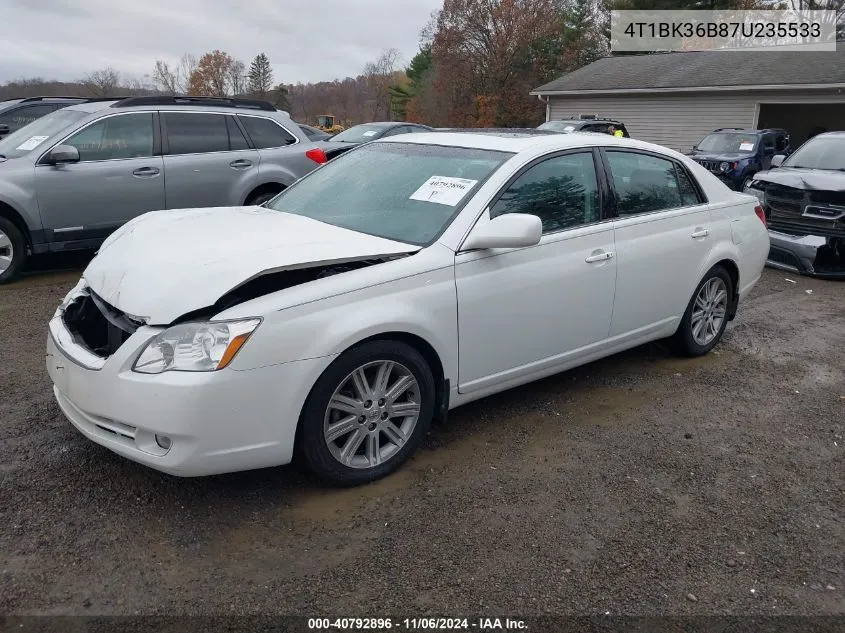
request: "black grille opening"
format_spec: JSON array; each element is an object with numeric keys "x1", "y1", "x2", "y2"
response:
[
  {"x1": 767, "y1": 247, "x2": 802, "y2": 269},
  {"x1": 62, "y1": 291, "x2": 141, "y2": 358}
]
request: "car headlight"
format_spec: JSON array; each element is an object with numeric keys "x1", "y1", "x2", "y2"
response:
[
  {"x1": 719, "y1": 161, "x2": 730, "y2": 173},
  {"x1": 133, "y1": 318, "x2": 262, "y2": 374}
]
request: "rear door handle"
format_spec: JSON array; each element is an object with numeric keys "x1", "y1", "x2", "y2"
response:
[
  {"x1": 229, "y1": 159, "x2": 253, "y2": 169},
  {"x1": 691, "y1": 228, "x2": 709, "y2": 239},
  {"x1": 132, "y1": 167, "x2": 160, "y2": 178},
  {"x1": 585, "y1": 251, "x2": 614, "y2": 263}
]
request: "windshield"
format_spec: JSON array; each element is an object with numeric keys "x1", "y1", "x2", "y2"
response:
[
  {"x1": 783, "y1": 135, "x2": 845, "y2": 171},
  {"x1": 0, "y1": 109, "x2": 87, "y2": 159},
  {"x1": 695, "y1": 132, "x2": 758, "y2": 154},
  {"x1": 330, "y1": 124, "x2": 391, "y2": 143},
  {"x1": 267, "y1": 142, "x2": 511, "y2": 245},
  {"x1": 538, "y1": 121, "x2": 577, "y2": 133}
]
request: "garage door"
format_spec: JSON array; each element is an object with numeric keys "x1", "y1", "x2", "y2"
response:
[{"x1": 758, "y1": 103, "x2": 845, "y2": 146}]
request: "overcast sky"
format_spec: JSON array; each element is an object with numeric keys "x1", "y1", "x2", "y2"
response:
[{"x1": 1, "y1": 0, "x2": 442, "y2": 85}]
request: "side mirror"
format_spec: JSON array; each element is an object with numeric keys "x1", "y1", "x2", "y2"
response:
[
  {"x1": 45, "y1": 144, "x2": 80, "y2": 165},
  {"x1": 0, "y1": 124, "x2": 9, "y2": 137},
  {"x1": 770, "y1": 154, "x2": 786, "y2": 168},
  {"x1": 462, "y1": 213, "x2": 542, "y2": 251}
]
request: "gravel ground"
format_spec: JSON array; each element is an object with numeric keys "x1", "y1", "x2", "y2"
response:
[{"x1": 0, "y1": 258, "x2": 843, "y2": 617}]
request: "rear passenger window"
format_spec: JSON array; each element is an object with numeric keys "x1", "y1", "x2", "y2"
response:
[
  {"x1": 226, "y1": 116, "x2": 250, "y2": 151},
  {"x1": 606, "y1": 151, "x2": 685, "y2": 216},
  {"x1": 491, "y1": 152, "x2": 601, "y2": 233},
  {"x1": 165, "y1": 113, "x2": 231, "y2": 155},
  {"x1": 238, "y1": 116, "x2": 297, "y2": 148},
  {"x1": 675, "y1": 164, "x2": 703, "y2": 206}
]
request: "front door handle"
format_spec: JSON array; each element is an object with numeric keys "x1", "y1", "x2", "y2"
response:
[
  {"x1": 691, "y1": 228, "x2": 709, "y2": 239},
  {"x1": 132, "y1": 167, "x2": 160, "y2": 178},
  {"x1": 229, "y1": 159, "x2": 253, "y2": 169},
  {"x1": 585, "y1": 251, "x2": 614, "y2": 263}
]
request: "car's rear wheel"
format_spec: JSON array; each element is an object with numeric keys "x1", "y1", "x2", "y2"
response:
[
  {"x1": 298, "y1": 340, "x2": 435, "y2": 486},
  {"x1": 0, "y1": 217, "x2": 26, "y2": 285},
  {"x1": 672, "y1": 265, "x2": 733, "y2": 357},
  {"x1": 246, "y1": 188, "x2": 282, "y2": 207}
]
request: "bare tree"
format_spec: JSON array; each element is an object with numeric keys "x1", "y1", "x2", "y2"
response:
[
  {"x1": 229, "y1": 60, "x2": 247, "y2": 96},
  {"x1": 152, "y1": 53, "x2": 199, "y2": 94},
  {"x1": 81, "y1": 67, "x2": 121, "y2": 96},
  {"x1": 363, "y1": 48, "x2": 402, "y2": 120}
]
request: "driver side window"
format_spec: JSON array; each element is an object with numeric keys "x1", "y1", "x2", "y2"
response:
[
  {"x1": 63, "y1": 113, "x2": 154, "y2": 162},
  {"x1": 490, "y1": 152, "x2": 601, "y2": 234}
]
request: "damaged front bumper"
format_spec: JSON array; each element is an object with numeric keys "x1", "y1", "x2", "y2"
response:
[{"x1": 767, "y1": 231, "x2": 845, "y2": 279}]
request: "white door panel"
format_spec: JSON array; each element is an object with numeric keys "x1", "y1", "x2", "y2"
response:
[
  {"x1": 610, "y1": 208, "x2": 711, "y2": 337},
  {"x1": 455, "y1": 223, "x2": 616, "y2": 393}
]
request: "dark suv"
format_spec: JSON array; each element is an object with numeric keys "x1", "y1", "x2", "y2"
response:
[
  {"x1": 0, "y1": 96, "x2": 87, "y2": 139},
  {"x1": 538, "y1": 116, "x2": 630, "y2": 137},
  {"x1": 689, "y1": 128, "x2": 790, "y2": 191}
]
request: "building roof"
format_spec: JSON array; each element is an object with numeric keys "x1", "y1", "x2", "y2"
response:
[{"x1": 532, "y1": 48, "x2": 845, "y2": 95}]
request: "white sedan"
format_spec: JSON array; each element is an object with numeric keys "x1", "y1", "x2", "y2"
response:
[{"x1": 46, "y1": 131, "x2": 770, "y2": 485}]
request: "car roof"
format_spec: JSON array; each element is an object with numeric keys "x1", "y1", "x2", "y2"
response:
[
  {"x1": 553, "y1": 119, "x2": 622, "y2": 125},
  {"x1": 379, "y1": 131, "x2": 671, "y2": 155}
]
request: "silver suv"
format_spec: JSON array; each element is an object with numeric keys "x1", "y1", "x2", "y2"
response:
[{"x1": 0, "y1": 96, "x2": 320, "y2": 283}]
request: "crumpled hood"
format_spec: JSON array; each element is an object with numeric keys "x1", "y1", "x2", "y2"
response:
[
  {"x1": 83, "y1": 206, "x2": 420, "y2": 324},
  {"x1": 753, "y1": 168, "x2": 845, "y2": 192}
]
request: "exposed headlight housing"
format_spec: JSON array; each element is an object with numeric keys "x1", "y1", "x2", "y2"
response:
[
  {"x1": 133, "y1": 318, "x2": 262, "y2": 374},
  {"x1": 719, "y1": 161, "x2": 730, "y2": 173}
]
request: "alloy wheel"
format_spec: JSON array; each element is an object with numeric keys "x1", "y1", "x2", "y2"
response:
[
  {"x1": 323, "y1": 360, "x2": 421, "y2": 469},
  {"x1": 0, "y1": 229, "x2": 14, "y2": 275},
  {"x1": 691, "y1": 277, "x2": 728, "y2": 346}
]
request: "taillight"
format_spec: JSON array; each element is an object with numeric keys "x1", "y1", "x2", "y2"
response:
[
  {"x1": 754, "y1": 204, "x2": 767, "y2": 227},
  {"x1": 305, "y1": 148, "x2": 327, "y2": 165}
]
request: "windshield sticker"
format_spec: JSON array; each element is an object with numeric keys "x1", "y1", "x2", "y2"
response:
[
  {"x1": 739, "y1": 141, "x2": 755, "y2": 151},
  {"x1": 15, "y1": 135, "x2": 50, "y2": 151},
  {"x1": 410, "y1": 175, "x2": 479, "y2": 206},
  {"x1": 362, "y1": 130, "x2": 378, "y2": 137},
  {"x1": 564, "y1": 126, "x2": 575, "y2": 132}
]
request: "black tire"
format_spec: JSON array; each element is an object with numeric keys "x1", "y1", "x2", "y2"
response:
[
  {"x1": 740, "y1": 175, "x2": 754, "y2": 191},
  {"x1": 246, "y1": 189, "x2": 282, "y2": 207},
  {"x1": 297, "y1": 339, "x2": 435, "y2": 486},
  {"x1": 671, "y1": 265, "x2": 734, "y2": 357},
  {"x1": 0, "y1": 216, "x2": 26, "y2": 285}
]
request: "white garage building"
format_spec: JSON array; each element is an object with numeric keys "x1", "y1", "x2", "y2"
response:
[{"x1": 531, "y1": 48, "x2": 845, "y2": 153}]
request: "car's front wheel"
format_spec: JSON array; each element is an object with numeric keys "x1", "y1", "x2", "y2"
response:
[
  {"x1": 297, "y1": 340, "x2": 435, "y2": 486},
  {"x1": 0, "y1": 217, "x2": 26, "y2": 285},
  {"x1": 672, "y1": 265, "x2": 733, "y2": 357}
]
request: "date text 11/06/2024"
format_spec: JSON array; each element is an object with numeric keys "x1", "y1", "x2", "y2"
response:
[{"x1": 308, "y1": 617, "x2": 528, "y2": 630}]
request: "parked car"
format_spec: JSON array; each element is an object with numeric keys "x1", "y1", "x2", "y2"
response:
[
  {"x1": 0, "y1": 96, "x2": 88, "y2": 139},
  {"x1": 438, "y1": 128, "x2": 559, "y2": 137},
  {"x1": 46, "y1": 131, "x2": 769, "y2": 485},
  {"x1": 297, "y1": 123, "x2": 332, "y2": 142},
  {"x1": 305, "y1": 122, "x2": 434, "y2": 164},
  {"x1": 0, "y1": 96, "x2": 320, "y2": 283},
  {"x1": 744, "y1": 131, "x2": 845, "y2": 279},
  {"x1": 689, "y1": 128, "x2": 791, "y2": 191},
  {"x1": 538, "y1": 116, "x2": 630, "y2": 137}
]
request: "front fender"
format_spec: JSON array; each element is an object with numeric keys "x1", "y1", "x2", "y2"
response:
[{"x1": 225, "y1": 264, "x2": 459, "y2": 385}]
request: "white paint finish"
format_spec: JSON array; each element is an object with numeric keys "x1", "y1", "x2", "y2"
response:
[
  {"x1": 547, "y1": 89, "x2": 845, "y2": 154},
  {"x1": 455, "y1": 222, "x2": 616, "y2": 393},
  {"x1": 610, "y1": 207, "x2": 712, "y2": 337},
  {"x1": 46, "y1": 329, "x2": 332, "y2": 475},
  {"x1": 83, "y1": 206, "x2": 420, "y2": 324},
  {"x1": 47, "y1": 132, "x2": 771, "y2": 478}
]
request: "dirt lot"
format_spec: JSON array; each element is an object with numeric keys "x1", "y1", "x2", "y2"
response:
[{"x1": 0, "y1": 259, "x2": 842, "y2": 617}]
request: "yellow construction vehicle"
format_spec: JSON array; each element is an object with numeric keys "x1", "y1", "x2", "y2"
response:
[{"x1": 316, "y1": 114, "x2": 345, "y2": 135}]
